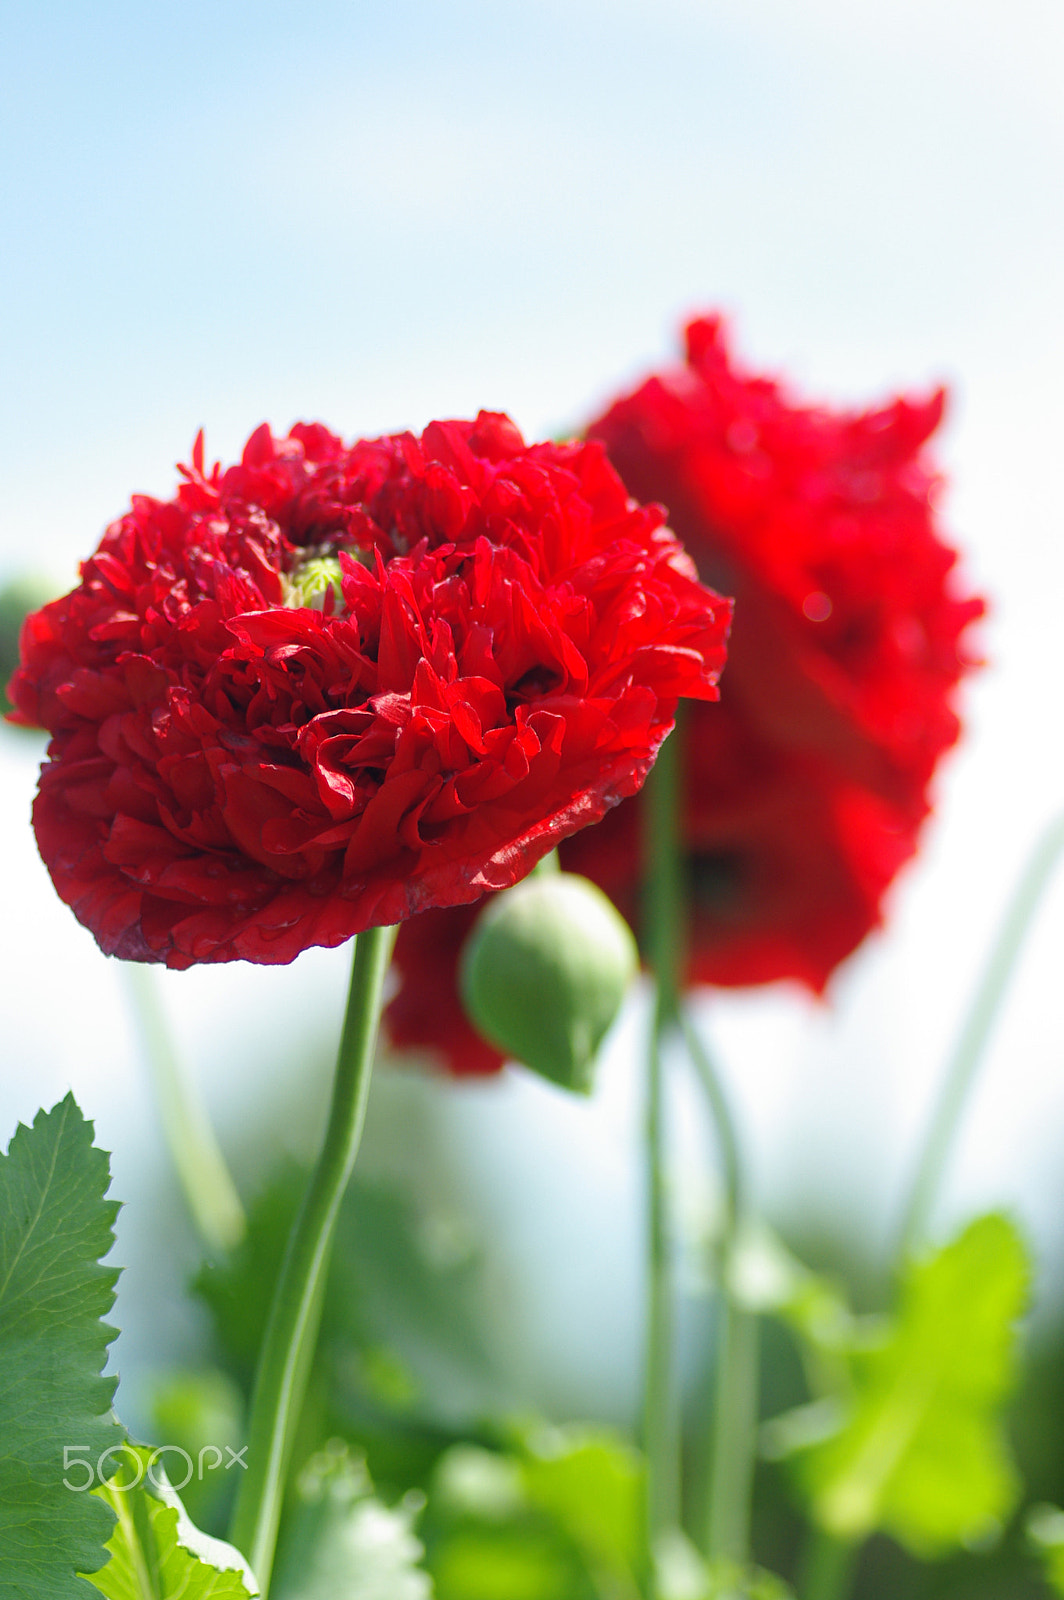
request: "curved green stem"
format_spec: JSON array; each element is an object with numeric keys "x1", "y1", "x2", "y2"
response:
[
  {"x1": 124, "y1": 965, "x2": 246, "y2": 1255},
  {"x1": 681, "y1": 1011, "x2": 758, "y2": 1571},
  {"x1": 898, "y1": 808, "x2": 1064, "y2": 1257},
  {"x1": 642, "y1": 728, "x2": 684, "y2": 1582},
  {"x1": 228, "y1": 924, "x2": 395, "y2": 1596}
]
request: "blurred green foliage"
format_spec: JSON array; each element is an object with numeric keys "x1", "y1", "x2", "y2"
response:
[
  {"x1": 181, "y1": 1147, "x2": 1060, "y2": 1599},
  {"x1": 150, "y1": 1369, "x2": 247, "y2": 1533},
  {"x1": 272, "y1": 1440, "x2": 430, "y2": 1600},
  {"x1": 1028, "y1": 1503, "x2": 1064, "y2": 1595},
  {"x1": 0, "y1": 573, "x2": 55, "y2": 716},
  {"x1": 773, "y1": 1215, "x2": 1028, "y2": 1558}
]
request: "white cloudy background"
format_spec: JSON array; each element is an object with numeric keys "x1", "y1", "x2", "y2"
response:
[{"x1": 1, "y1": 0, "x2": 1062, "y2": 1427}]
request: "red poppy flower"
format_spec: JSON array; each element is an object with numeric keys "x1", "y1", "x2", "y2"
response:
[
  {"x1": 385, "y1": 320, "x2": 983, "y2": 1073},
  {"x1": 582, "y1": 315, "x2": 982, "y2": 988},
  {"x1": 10, "y1": 413, "x2": 731, "y2": 968},
  {"x1": 591, "y1": 316, "x2": 983, "y2": 817}
]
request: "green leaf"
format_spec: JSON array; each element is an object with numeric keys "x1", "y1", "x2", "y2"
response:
[
  {"x1": 520, "y1": 1424, "x2": 643, "y2": 1589},
  {"x1": 429, "y1": 1525, "x2": 579, "y2": 1600},
  {"x1": 779, "y1": 1214, "x2": 1029, "y2": 1557},
  {"x1": 1027, "y1": 1503, "x2": 1064, "y2": 1594},
  {"x1": 271, "y1": 1440, "x2": 431, "y2": 1600},
  {"x1": 652, "y1": 1533, "x2": 794, "y2": 1600},
  {"x1": 0, "y1": 1094, "x2": 124, "y2": 1599},
  {"x1": 82, "y1": 1446, "x2": 258, "y2": 1598},
  {"x1": 425, "y1": 1436, "x2": 619, "y2": 1600},
  {"x1": 149, "y1": 1370, "x2": 246, "y2": 1532},
  {"x1": 727, "y1": 1222, "x2": 855, "y2": 1399},
  {"x1": 195, "y1": 1162, "x2": 505, "y2": 1491}
]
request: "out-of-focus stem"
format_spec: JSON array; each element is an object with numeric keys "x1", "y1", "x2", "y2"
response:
[
  {"x1": 124, "y1": 964, "x2": 246, "y2": 1255},
  {"x1": 898, "y1": 809, "x2": 1064, "y2": 1257},
  {"x1": 681, "y1": 1011, "x2": 758, "y2": 1573}
]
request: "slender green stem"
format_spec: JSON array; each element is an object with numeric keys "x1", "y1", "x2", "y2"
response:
[
  {"x1": 644, "y1": 1018, "x2": 677, "y2": 1585},
  {"x1": 680, "y1": 1012, "x2": 741, "y2": 1225},
  {"x1": 898, "y1": 808, "x2": 1064, "y2": 1257},
  {"x1": 645, "y1": 724, "x2": 684, "y2": 1022},
  {"x1": 642, "y1": 727, "x2": 684, "y2": 1582},
  {"x1": 707, "y1": 1295, "x2": 759, "y2": 1573},
  {"x1": 798, "y1": 1528, "x2": 856, "y2": 1600},
  {"x1": 123, "y1": 965, "x2": 246, "y2": 1254},
  {"x1": 228, "y1": 924, "x2": 395, "y2": 1596},
  {"x1": 681, "y1": 1011, "x2": 758, "y2": 1571}
]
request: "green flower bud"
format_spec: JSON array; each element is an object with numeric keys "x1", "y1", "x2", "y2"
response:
[{"x1": 460, "y1": 872, "x2": 638, "y2": 1094}]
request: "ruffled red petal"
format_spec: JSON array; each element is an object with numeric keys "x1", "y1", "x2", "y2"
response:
[{"x1": 11, "y1": 413, "x2": 730, "y2": 968}]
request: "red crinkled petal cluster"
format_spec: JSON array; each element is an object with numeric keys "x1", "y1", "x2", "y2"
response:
[
  {"x1": 592, "y1": 315, "x2": 983, "y2": 811},
  {"x1": 386, "y1": 320, "x2": 984, "y2": 1074},
  {"x1": 11, "y1": 411, "x2": 731, "y2": 968}
]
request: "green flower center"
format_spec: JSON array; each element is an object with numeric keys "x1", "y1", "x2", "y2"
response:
[{"x1": 285, "y1": 555, "x2": 345, "y2": 612}]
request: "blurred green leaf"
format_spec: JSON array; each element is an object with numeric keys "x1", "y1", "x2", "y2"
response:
[
  {"x1": 195, "y1": 1162, "x2": 506, "y2": 1497},
  {"x1": 194, "y1": 1164, "x2": 306, "y2": 1385},
  {"x1": 0, "y1": 574, "x2": 56, "y2": 718},
  {"x1": 150, "y1": 1370, "x2": 246, "y2": 1532},
  {"x1": 271, "y1": 1440, "x2": 430, "y2": 1600},
  {"x1": 652, "y1": 1532, "x2": 794, "y2": 1600},
  {"x1": 0, "y1": 1095, "x2": 124, "y2": 1600},
  {"x1": 431, "y1": 1445, "x2": 525, "y2": 1523},
  {"x1": 423, "y1": 1426, "x2": 649, "y2": 1600},
  {"x1": 197, "y1": 1165, "x2": 496, "y2": 1408},
  {"x1": 520, "y1": 1424, "x2": 643, "y2": 1592},
  {"x1": 326, "y1": 1179, "x2": 501, "y2": 1428},
  {"x1": 83, "y1": 1445, "x2": 257, "y2": 1598},
  {"x1": 1027, "y1": 1503, "x2": 1064, "y2": 1594},
  {"x1": 424, "y1": 1434, "x2": 620, "y2": 1600},
  {"x1": 430, "y1": 1524, "x2": 580, "y2": 1600},
  {"x1": 728, "y1": 1223, "x2": 855, "y2": 1397},
  {"x1": 775, "y1": 1214, "x2": 1029, "y2": 1557}
]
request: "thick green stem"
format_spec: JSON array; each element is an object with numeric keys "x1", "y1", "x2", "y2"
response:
[
  {"x1": 228, "y1": 924, "x2": 395, "y2": 1596},
  {"x1": 799, "y1": 1528, "x2": 857, "y2": 1600},
  {"x1": 681, "y1": 1012, "x2": 758, "y2": 1571},
  {"x1": 898, "y1": 809, "x2": 1064, "y2": 1257},
  {"x1": 124, "y1": 965, "x2": 246, "y2": 1255},
  {"x1": 642, "y1": 729, "x2": 684, "y2": 1582}
]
